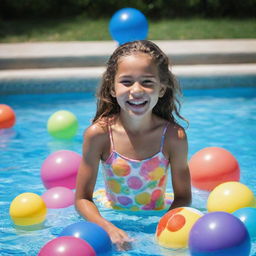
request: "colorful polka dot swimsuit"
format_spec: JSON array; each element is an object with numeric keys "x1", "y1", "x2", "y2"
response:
[{"x1": 101, "y1": 123, "x2": 170, "y2": 211}]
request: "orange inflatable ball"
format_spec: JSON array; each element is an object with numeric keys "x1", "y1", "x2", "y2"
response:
[
  {"x1": 156, "y1": 207, "x2": 203, "y2": 249},
  {"x1": 189, "y1": 147, "x2": 240, "y2": 191},
  {"x1": 0, "y1": 104, "x2": 16, "y2": 129}
]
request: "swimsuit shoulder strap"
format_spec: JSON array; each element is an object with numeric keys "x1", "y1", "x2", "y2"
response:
[
  {"x1": 160, "y1": 122, "x2": 170, "y2": 152},
  {"x1": 108, "y1": 124, "x2": 115, "y2": 151},
  {"x1": 109, "y1": 122, "x2": 169, "y2": 154}
]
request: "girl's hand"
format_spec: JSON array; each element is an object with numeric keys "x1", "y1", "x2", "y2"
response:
[{"x1": 107, "y1": 225, "x2": 133, "y2": 251}]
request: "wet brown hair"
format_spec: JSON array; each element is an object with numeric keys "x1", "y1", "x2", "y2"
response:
[{"x1": 93, "y1": 40, "x2": 187, "y2": 126}]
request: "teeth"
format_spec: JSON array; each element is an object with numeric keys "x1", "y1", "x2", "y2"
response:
[{"x1": 128, "y1": 100, "x2": 146, "y2": 105}]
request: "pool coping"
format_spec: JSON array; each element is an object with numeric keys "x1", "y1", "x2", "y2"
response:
[
  {"x1": 1, "y1": 39, "x2": 256, "y2": 69},
  {"x1": 1, "y1": 40, "x2": 256, "y2": 94},
  {"x1": 1, "y1": 64, "x2": 256, "y2": 79}
]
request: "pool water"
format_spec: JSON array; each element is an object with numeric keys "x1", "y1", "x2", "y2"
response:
[{"x1": 0, "y1": 87, "x2": 256, "y2": 256}]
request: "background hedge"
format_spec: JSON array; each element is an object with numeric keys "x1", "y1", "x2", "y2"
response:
[{"x1": 1, "y1": 0, "x2": 256, "y2": 19}]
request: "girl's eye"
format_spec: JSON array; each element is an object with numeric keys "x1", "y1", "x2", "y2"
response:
[
  {"x1": 142, "y1": 80, "x2": 154, "y2": 86},
  {"x1": 121, "y1": 80, "x2": 133, "y2": 86}
]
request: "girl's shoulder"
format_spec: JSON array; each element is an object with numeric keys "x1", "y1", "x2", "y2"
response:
[
  {"x1": 165, "y1": 122, "x2": 187, "y2": 144},
  {"x1": 83, "y1": 120, "x2": 109, "y2": 144},
  {"x1": 153, "y1": 116, "x2": 187, "y2": 141},
  {"x1": 165, "y1": 122, "x2": 187, "y2": 151},
  {"x1": 163, "y1": 122, "x2": 188, "y2": 159}
]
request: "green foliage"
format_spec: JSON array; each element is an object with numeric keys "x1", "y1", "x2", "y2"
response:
[
  {"x1": 1, "y1": 0, "x2": 256, "y2": 19},
  {"x1": 0, "y1": 17, "x2": 255, "y2": 42}
]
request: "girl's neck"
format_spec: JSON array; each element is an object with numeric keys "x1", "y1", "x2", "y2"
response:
[{"x1": 117, "y1": 111, "x2": 156, "y2": 134}]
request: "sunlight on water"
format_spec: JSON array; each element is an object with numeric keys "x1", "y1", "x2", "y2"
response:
[{"x1": 0, "y1": 87, "x2": 255, "y2": 256}]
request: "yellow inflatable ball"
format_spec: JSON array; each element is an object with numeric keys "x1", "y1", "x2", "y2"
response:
[
  {"x1": 47, "y1": 110, "x2": 78, "y2": 139},
  {"x1": 207, "y1": 181, "x2": 255, "y2": 213},
  {"x1": 155, "y1": 207, "x2": 203, "y2": 249},
  {"x1": 9, "y1": 192, "x2": 47, "y2": 226}
]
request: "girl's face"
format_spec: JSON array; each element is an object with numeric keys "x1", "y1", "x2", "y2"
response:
[{"x1": 112, "y1": 53, "x2": 165, "y2": 118}]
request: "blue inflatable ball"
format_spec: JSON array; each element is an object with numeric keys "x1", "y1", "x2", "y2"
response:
[
  {"x1": 59, "y1": 221, "x2": 112, "y2": 256},
  {"x1": 233, "y1": 207, "x2": 256, "y2": 239},
  {"x1": 109, "y1": 8, "x2": 148, "y2": 45},
  {"x1": 189, "y1": 212, "x2": 251, "y2": 256}
]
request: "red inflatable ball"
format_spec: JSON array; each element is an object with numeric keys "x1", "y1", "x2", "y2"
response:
[
  {"x1": 0, "y1": 104, "x2": 16, "y2": 129},
  {"x1": 189, "y1": 147, "x2": 240, "y2": 191}
]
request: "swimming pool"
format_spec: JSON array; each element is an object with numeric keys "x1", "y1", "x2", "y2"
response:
[{"x1": 0, "y1": 86, "x2": 256, "y2": 255}]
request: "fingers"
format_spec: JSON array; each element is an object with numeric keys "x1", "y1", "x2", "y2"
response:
[
  {"x1": 118, "y1": 229, "x2": 133, "y2": 242},
  {"x1": 108, "y1": 227, "x2": 133, "y2": 251},
  {"x1": 110, "y1": 229, "x2": 130, "y2": 244},
  {"x1": 116, "y1": 240, "x2": 133, "y2": 251}
]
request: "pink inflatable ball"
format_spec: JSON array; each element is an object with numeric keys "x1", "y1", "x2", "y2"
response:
[
  {"x1": 38, "y1": 236, "x2": 96, "y2": 256},
  {"x1": 41, "y1": 150, "x2": 82, "y2": 189},
  {"x1": 42, "y1": 186, "x2": 75, "y2": 209}
]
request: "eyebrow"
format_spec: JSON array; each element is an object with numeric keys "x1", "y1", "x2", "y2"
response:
[{"x1": 118, "y1": 75, "x2": 156, "y2": 79}]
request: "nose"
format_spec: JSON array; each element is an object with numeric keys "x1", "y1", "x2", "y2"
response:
[{"x1": 130, "y1": 82, "x2": 144, "y2": 96}]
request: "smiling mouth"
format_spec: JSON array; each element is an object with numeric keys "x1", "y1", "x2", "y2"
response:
[{"x1": 127, "y1": 100, "x2": 148, "y2": 107}]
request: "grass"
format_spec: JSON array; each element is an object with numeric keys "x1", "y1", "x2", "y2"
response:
[
  {"x1": 0, "y1": 16, "x2": 255, "y2": 43},
  {"x1": 149, "y1": 19, "x2": 256, "y2": 40}
]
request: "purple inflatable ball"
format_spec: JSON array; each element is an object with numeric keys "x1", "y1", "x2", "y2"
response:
[{"x1": 189, "y1": 211, "x2": 251, "y2": 256}]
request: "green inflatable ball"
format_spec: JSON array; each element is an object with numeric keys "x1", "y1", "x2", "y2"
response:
[{"x1": 47, "y1": 110, "x2": 78, "y2": 139}]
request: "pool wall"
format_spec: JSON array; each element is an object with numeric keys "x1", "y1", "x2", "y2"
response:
[
  {"x1": 0, "y1": 40, "x2": 256, "y2": 95},
  {"x1": 0, "y1": 74, "x2": 256, "y2": 95}
]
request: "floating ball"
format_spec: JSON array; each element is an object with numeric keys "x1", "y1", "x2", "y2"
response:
[
  {"x1": 155, "y1": 207, "x2": 203, "y2": 249},
  {"x1": 41, "y1": 186, "x2": 74, "y2": 209},
  {"x1": 189, "y1": 212, "x2": 251, "y2": 256},
  {"x1": 41, "y1": 150, "x2": 82, "y2": 189},
  {"x1": 9, "y1": 192, "x2": 47, "y2": 226},
  {"x1": 109, "y1": 8, "x2": 148, "y2": 45},
  {"x1": 59, "y1": 221, "x2": 112, "y2": 256},
  {"x1": 47, "y1": 110, "x2": 78, "y2": 139},
  {"x1": 0, "y1": 104, "x2": 16, "y2": 129},
  {"x1": 233, "y1": 207, "x2": 256, "y2": 239},
  {"x1": 38, "y1": 236, "x2": 96, "y2": 256},
  {"x1": 189, "y1": 147, "x2": 240, "y2": 191},
  {"x1": 207, "y1": 181, "x2": 255, "y2": 213}
]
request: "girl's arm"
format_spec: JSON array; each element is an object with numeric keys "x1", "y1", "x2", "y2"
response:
[
  {"x1": 168, "y1": 126, "x2": 192, "y2": 210},
  {"x1": 75, "y1": 124, "x2": 131, "y2": 250}
]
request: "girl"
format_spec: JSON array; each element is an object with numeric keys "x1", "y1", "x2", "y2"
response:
[{"x1": 75, "y1": 40, "x2": 191, "y2": 250}]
